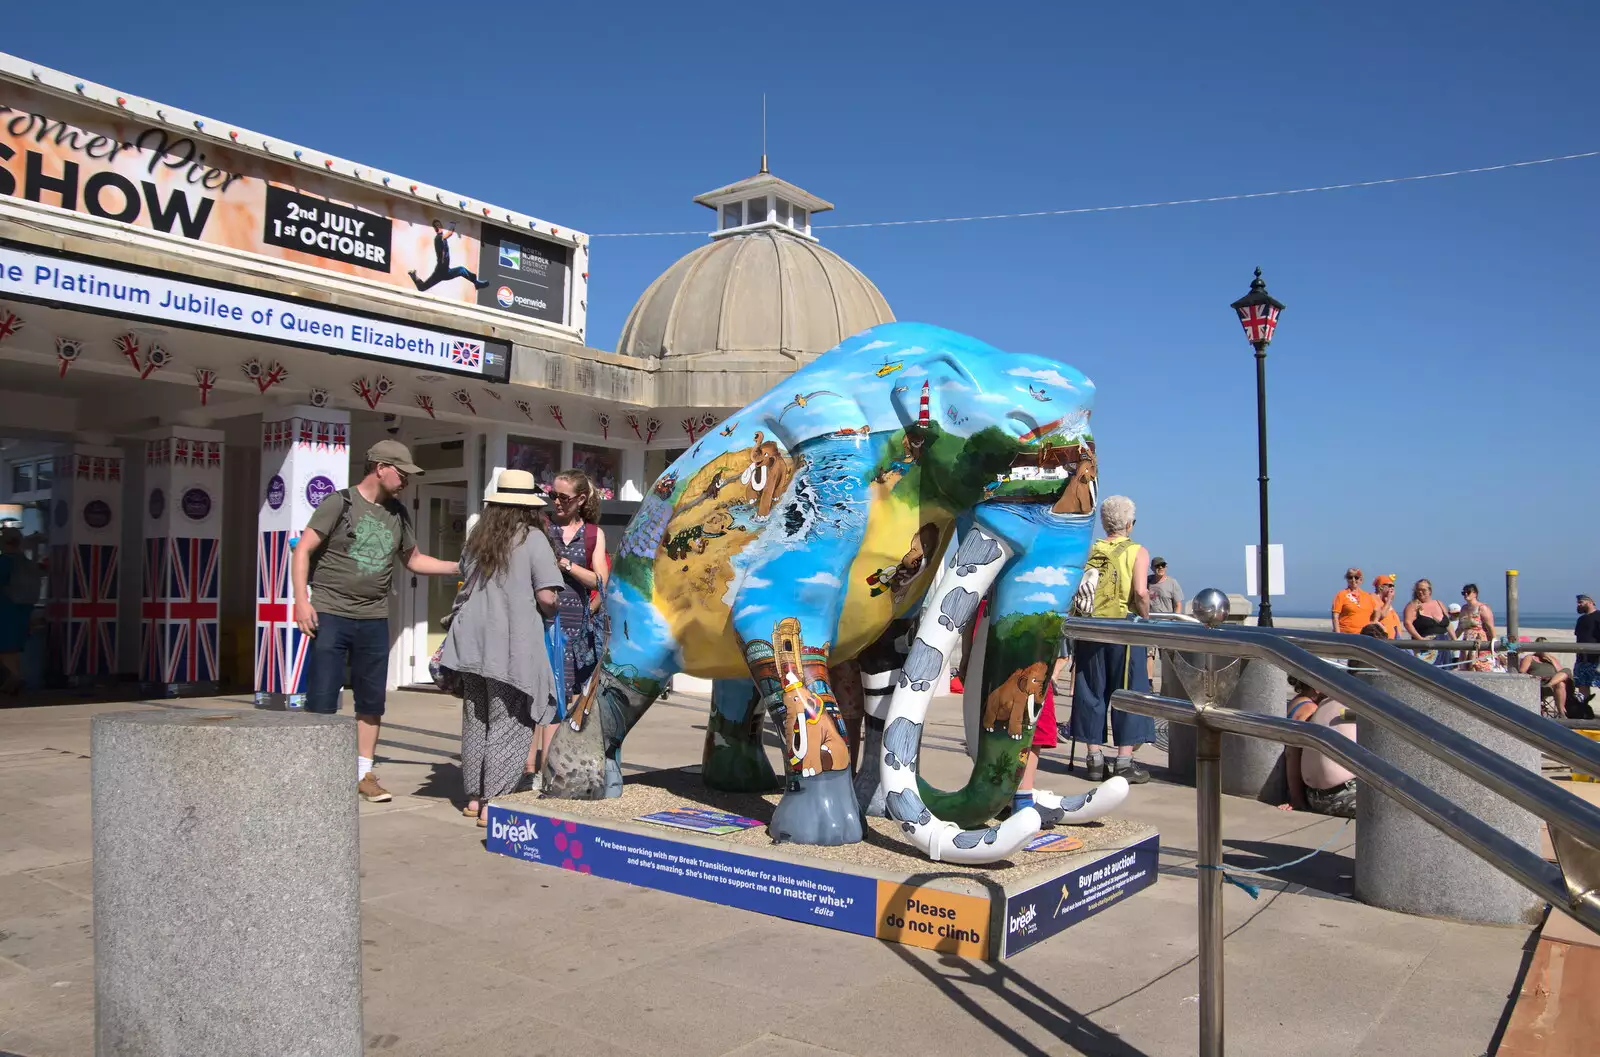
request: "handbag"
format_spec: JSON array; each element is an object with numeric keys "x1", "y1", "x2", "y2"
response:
[{"x1": 545, "y1": 617, "x2": 568, "y2": 720}]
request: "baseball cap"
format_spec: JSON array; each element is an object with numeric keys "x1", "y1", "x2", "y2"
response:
[
  {"x1": 1152, "y1": 556, "x2": 1167, "y2": 568},
  {"x1": 1448, "y1": 602, "x2": 1462, "y2": 614},
  {"x1": 1580, "y1": 594, "x2": 1595, "y2": 605},
  {"x1": 366, "y1": 439, "x2": 423, "y2": 475},
  {"x1": 1374, "y1": 574, "x2": 1395, "y2": 587}
]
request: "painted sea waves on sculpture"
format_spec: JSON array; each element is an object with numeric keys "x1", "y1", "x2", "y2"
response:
[{"x1": 541, "y1": 321, "x2": 1128, "y2": 863}]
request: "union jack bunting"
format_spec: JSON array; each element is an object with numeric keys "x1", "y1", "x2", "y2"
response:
[
  {"x1": 1237, "y1": 303, "x2": 1279, "y2": 345},
  {"x1": 74, "y1": 456, "x2": 90, "y2": 480},
  {"x1": 450, "y1": 340, "x2": 482, "y2": 368},
  {"x1": 299, "y1": 422, "x2": 314, "y2": 448},
  {"x1": 140, "y1": 537, "x2": 169, "y2": 682},
  {"x1": 255, "y1": 530, "x2": 308, "y2": 695},
  {"x1": 107, "y1": 458, "x2": 121, "y2": 482},
  {"x1": 58, "y1": 544, "x2": 119, "y2": 677},
  {"x1": 315, "y1": 423, "x2": 331, "y2": 450},
  {"x1": 207, "y1": 442, "x2": 221, "y2": 469},
  {"x1": 174, "y1": 440, "x2": 190, "y2": 467},
  {"x1": 90, "y1": 457, "x2": 105, "y2": 481},
  {"x1": 332, "y1": 424, "x2": 348, "y2": 452},
  {"x1": 162, "y1": 537, "x2": 220, "y2": 683}
]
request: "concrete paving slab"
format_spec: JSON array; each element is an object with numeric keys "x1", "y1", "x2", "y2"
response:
[{"x1": 535, "y1": 960, "x2": 795, "y2": 1057}]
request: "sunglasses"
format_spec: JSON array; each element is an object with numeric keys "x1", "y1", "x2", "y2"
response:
[{"x1": 552, "y1": 492, "x2": 578, "y2": 502}]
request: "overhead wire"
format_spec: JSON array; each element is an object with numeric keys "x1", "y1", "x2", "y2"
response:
[{"x1": 588, "y1": 149, "x2": 1600, "y2": 238}]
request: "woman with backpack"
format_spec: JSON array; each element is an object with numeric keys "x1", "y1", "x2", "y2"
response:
[
  {"x1": 546, "y1": 470, "x2": 610, "y2": 737},
  {"x1": 438, "y1": 470, "x2": 564, "y2": 826},
  {"x1": 1067, "y1": 495, "x2": 1155, "y2": 783}
]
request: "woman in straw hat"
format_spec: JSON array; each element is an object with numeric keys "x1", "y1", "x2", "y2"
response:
[{"x1": 439, "y1": 470, "x2": 565, "y2": 826}]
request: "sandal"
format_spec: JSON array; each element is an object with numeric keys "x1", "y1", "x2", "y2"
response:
[
  {"x1": 476, "y1": 811, "x2": 488, "y2": 828},
  {"x1": 462, "y1": 800, "x2": 481, "y2": 817}
]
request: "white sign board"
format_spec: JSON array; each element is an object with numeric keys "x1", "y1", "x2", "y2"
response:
[
  {"x1": 0, "y1": 243, "x2": 511, "y2": 380},
  {"x1": 1244, "y1": 544, "x2": 1286, "y2": 597}
]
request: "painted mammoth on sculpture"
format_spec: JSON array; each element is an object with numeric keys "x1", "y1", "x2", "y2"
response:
[{"x1": 541, "y1": 321, "x2": 1127, "y2": 863}]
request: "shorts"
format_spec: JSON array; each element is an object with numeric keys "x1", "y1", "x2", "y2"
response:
[
  {"x1": 1574, "y1": 660, "x2": 1600, "y2": 689},
  {"x1": 1305, "y1": 779, "x2": 1357, "y2": 819},
  {"x1": 304, "y1": 612, "x2": 389, "y2": 717},
  {"x1": 1031, "y1": 682, "x2": 1058, "y2": 749}
]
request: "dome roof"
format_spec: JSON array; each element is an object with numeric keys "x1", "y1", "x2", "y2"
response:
[{"x1": 617, "y1": 228, "x2": 894, "y2": 362}]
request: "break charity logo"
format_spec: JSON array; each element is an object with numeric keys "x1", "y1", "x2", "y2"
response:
[
  {"x1": 1008, "y1": 903, "x2": 1039, "y2": 935},
  {"x1": 491, "y1": 815, "x2": 537, "y2": 843}
]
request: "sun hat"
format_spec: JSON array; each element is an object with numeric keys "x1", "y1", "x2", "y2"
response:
[
  {"x1": 366, "y1": 438, "x2": 423, "y2": 475},
  {"x1": 484, "y1": 469, "x2": 547, "y2": 507}
]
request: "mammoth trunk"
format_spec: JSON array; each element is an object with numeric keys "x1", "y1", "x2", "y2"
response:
[{"x1": 875, "y1": 526, "x2": 1043, "y2": 864}]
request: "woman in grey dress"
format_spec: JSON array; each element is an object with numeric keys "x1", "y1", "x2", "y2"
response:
[{"x1": 439, "y1": 470, "x2": 564, "y2": 826}]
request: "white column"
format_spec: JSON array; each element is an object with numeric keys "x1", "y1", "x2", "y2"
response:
[
  {"x1": 619, "y1": 446, "x2": 647, "y2": 502},
  {"x1": 47, "y1": 444, "x2": 125, "y2": 684},
  {"x1": 254, "y1": 406, "x2": 352, "y2": 709},
  {"x1": 139, "y1": 427, "x2": 226, "y2": 694}
]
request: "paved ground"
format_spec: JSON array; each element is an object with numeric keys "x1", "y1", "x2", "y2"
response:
[{"x1": 0, "y1": 687, "x2": 1535, "y2": 1057}]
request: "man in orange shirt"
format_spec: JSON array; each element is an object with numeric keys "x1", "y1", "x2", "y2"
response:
[
  {"x1": 1331, "y1": 567, "x2": 1376, "y2": 635},
  {"x1": 1370, "y1": 574, "x2": 1403, "y2": 639}
]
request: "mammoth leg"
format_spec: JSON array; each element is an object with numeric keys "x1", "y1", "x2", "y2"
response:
[
  {"x1": 752, "y1": 619, "x2": 862, "y2": 847},
  {"x1": 543, "y1": 598, "x2": 679, "y2": 800},
  {"x1": 852, "y1": 617, "x2": 915, "y2": 818},
  {"x1": 703, "y1": 677, "x2": 781, "y2": 793}
]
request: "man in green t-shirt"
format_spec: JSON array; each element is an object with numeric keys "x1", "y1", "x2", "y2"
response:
[{"x1": 291, "y1": 439, "x2": 460, "y2": 802}]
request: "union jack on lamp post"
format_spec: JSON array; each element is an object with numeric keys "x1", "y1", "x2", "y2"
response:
[{"x1": 1229, "y1": 267, "x2": 1286, "y2": 628}]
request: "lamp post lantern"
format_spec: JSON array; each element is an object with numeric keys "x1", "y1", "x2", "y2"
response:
[{"x1": 1230, "y1": 267, "x2": 1284, "y2": 628}]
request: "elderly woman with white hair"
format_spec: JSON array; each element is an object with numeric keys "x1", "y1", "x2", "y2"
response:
[{"x1": 1068, "y1": 494, "x2": 1155, "y2": 783}]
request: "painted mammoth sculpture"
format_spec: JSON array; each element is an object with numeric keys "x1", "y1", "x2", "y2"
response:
[{"x1": 541, "y1": 321, "x2": 1127, "y2": 863}]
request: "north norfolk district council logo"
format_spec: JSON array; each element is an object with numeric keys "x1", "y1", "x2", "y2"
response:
[{"x1": 496, "y1": 286, "x2": 514, "y2": 308}]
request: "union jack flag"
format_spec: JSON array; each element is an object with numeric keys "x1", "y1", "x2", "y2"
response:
[
  {"x1": 315, "y1": 423, "x2": 331, "y2": 451},
  {"x1": 140, "y1": 537, "x2": 168, "y2": 682},
  {"x1": 299, "y1": 422, "x2": 314, "y2": 449},
  {"x1": 108, "y1": 458, "x2": 122, "y2": 482},
  {"x1": 450, "y1": 340, "x2": 482, "y2": 368},
  {"x1": 55, "y1": 544, "x2": 119, "y2": 677},
  {"x1": 255, "y1": 530, "x2": 308, "y2": 695},
  {"x1": 1237, "y1": 303, "x2": 1279, "y2": 345},
  {"x1": 174, "y1": 440, "x2": 190, "y2": 467},
  {"x1": 332, "y1": 425, "x2": 347, "y2": 452},
  {"x1": 206, "y1": 442, "x2": 221, "y2": 470},
  {"x1": 163, "y1": 537, "x2": 219, "y2": 683}
]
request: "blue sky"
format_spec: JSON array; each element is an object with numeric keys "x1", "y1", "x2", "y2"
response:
[{"x1": 8, "y1": 2, "x2": 1596, "y2": 616}]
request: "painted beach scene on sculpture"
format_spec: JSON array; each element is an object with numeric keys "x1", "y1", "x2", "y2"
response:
[{"x1": 6, "y1": 6, "x2": 1596, "y2": 1055}]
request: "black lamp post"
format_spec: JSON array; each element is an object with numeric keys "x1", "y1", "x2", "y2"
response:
[{"x1": 1230, "y1": 268, "x2": 1285, "y2": 628}]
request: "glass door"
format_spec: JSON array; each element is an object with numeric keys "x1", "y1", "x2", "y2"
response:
[{"x1": 410, "y1": 482, "x2": 468, "y2": 684}]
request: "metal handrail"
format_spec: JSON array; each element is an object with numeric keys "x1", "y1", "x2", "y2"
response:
[
  {"x1": 1111, "y1": 689, "x2": 1599, "y2": 930},
  {"x1": 1061, "y1": 618, "x2": 1600, "y2": 847},
  {"x1": 1059, "y1": 615, "x2": 1600, "y2": 1057}
]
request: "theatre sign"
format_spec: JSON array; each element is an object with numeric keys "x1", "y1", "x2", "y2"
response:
[{"x1": 0, "y1": 63, "x2": 586, "y2": 365}]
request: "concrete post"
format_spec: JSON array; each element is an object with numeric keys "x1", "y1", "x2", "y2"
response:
[
  {"x1": 93, "y1": 709, "x2": 361, "y2": 1056},
  {"x1": 1354, "y1": 671, "x2": 1543, "y2": 926},
  {"x1": 1162, "y1": 657, "x2": 1288, "y2": 803}
]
